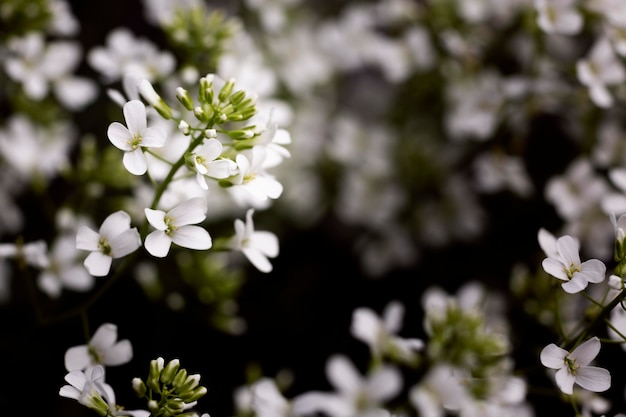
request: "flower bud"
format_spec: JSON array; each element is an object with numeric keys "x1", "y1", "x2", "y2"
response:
[
  {"x1": 178, "y1": 120, "x2": 191, "y2": 135},
  {"x1": 138, "y1": 79, "x2": 173, "y2": 119},
  {"x1": 180, "y1": 386, "x2": 207, "y2": 402},
  {"x1": 178, "y1": 374, "x2": 201, "y2": 393},
  {"x1": 132, "y1": 377, "x2": 147, "y2": 397},
  {"x1": 194, "y1": 106, "x2": 210, "y2": 123},
  {"x1": 161, "y1": 359, "x2": 181, "y2": 385},
  {"x1": 172, "y1": 368, "x2": 188, "y2": 388},
  {"x1": 218, "y1": 78, "x2": 236, "y2": 102},
  {"x1": 176, "y1": 87, "x2": 195, "y2": 111},
  {"x1": 609, "y1": 274, "x2": 623, "y2": 290}
]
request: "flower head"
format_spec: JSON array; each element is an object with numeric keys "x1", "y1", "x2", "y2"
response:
[
  {"x1": 76, "y1": 210, "x2": 142, "y2": 276},
  {"x1": 107, "y1": 100, "x2": 167, "y2": 175},
  {"x1": 64, "y1": 323, "x2": 133, "y2": 372},
  {"x1": 541, "y1": 235, "x2": 606, "y2": 293},
  {"x1": 144, "y1": 197, "x2": 212, "y2": 258},
  {"x1": 540, "y1": 337, "x2": 611, "y2": 395},
  {"x1": 231, "y1": 209, "x2": 279, "y2": 273}
]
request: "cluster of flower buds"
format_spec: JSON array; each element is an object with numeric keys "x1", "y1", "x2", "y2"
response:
[{"x1": 133, "y1": 357, "x2": 207, "y2": 417}]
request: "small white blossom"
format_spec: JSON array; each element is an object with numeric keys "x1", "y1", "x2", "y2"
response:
[
  {"x1": 59, "y1": 366, "x2": 115, "y2": 414},
  {"x1": 577, "y1": 37, "x2": 626, "y2": 108},
  {"x1": 0, "y1": 240, "x2": 49, "y2": 268},
  {"x1": 541, "y1": 235, "x2": 606, "y2": 293},
  {"x1": 144, "y1": 197, "x2": 212, "y2": 258},
  {"x1": 540, "y1": 337, "x2": 611, "y2": 395},
  {"x1": 76, "y1": 211, "x2": 142, "y2": 277},
  {"x1": 64, "y1": 323, "x2": 133, "y2": 372},
  {"x1": 230, "y1": 209, "x2": 279, "y2": 273},
  {"x1": 535, "y1": 0, "x2": 583, "y2": 35},
  {"x1": 191, "y1": 139, "x2": 237, "y2": 190},
  {"x1": 230, "y1": 147, "x2": 283, "y2": 201},
  {"x1": 107, "y1": 100, "x2": 167, "y2": 175}
]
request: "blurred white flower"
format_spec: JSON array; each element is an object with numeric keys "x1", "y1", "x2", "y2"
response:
[
  {"x1": 230, "y1": 147, "x2": 283, "y2": 201},
  {"x1": 0, "y1": 240, "x2": 49, "y2": 269},
  {"x1": 535, "y1": 0, "x2": 582, "y2": 35},
  {"x1": 64, "y1": 323, "x2": 133, "y2": 372},
  {"x1": 577, "y1": 37, "x2": 625, "y2": 108},
  {"x1": 230, "y1": 209, "x2": 279, "y2": 273}
]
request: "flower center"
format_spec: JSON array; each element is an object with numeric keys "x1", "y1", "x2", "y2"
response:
[
  {"x1": 563, "y1": 262, "x2": 580, "y2": 279},
  {"x1": 88, "y1": 345, "x2": 104, "y2": 364},
  {"x1": 565, "y1": 356, "x2": 579, "y2": 375},
  {"x1": 98, "y1": 238, "x2": 112, "y2": 256},
  {"x1": 243, "y1": 172, "x2": 257, "y2": 183},
  {"x1": 129, "y1": 134, "x2": 143, "y2": 150},
  {"x1": 164, "y1": 215, "x2": 178, "y2": 236}
]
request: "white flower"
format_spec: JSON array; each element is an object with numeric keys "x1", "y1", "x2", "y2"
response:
[
  {"x1": 540, "y1": 337, "x2": 611, "y2": 395},
  {"x1": 351, "y1": 301, "x2": 423, "y2": 363},
  {"x1": 64, "y1": 323, "x2": 133, "y2": 372},
  {"x1": 191, "y1": 139, "x2": 237, "y2": 190},
  {"x1": 295, "y1": 355, "x2": 402, "y2": 417},
  {"x1": 535, "y1": 0, "x2": 582, "y2": 35},
  {"x1": 577, "y1": 37, "x2": 626, "y2": 108},
  {"x1": 144, "y1": 197, "x2": 212, "y2": 258},
  {"x1": 59, "y1": 365, "x2": 115, "y2": 414},
  {"x1": 0, "y1": 240, "x2": 49, "y2": 269},
  {"x1": 230, "y1": 209, "x2": 279, "y2": 273},
  {"x1": 107, "y1": 100, "x2": 167, "y2": 175},
  {"x1": 37, "y1": 234, "x2": 94, "y2": 298},
  {"x1": 541, "y1": 235, "x2": 606, "y2": 293},
  {"x1": 76, "y1": 210, "x2": 142, "y2": 277},
  {"x1": 231, "y1": 146, "x2": 283, "y2": 201}
]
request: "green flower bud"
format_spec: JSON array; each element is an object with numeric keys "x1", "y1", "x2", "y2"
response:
[
  {"x1": 178, "y1": 374, "x2": 201, "y2": 393},
  {"x1": 178, "y1": 120, "x2": 191, "y2": 135},
  {"x1": 218, "y1": 78, "x2": 236, "y2": 102},
  {"x1": 228, "y1": 90, "x2": 247, "y2": 106},
  {"x1": 138, "y1": 79, "x2": 173, "y2": 120},
  {"x1": 132, "y1": 377, "x2": 147, "y2": 397},
  {"x1": 161, "y1": 359, "x2": 181, "y2": 385},
  {"x1": 148, "y1": 357, "x2": 165, "y2": 391},
  {"x1": 172, "y1": 368, "x2": 188, "y2": 388},
  {"x1": 176, "y1": 87, "x2": 195, "y2": 111},
  {"x1": 227, "y1": 129, "x2": 255, "y2": 139},
  {"x1": 194, "y1": 106, "x2": 210, "y2": 123},
  {"x1": 204, "y1": 129, "x2": 217, "y2": 139},
  {"x1": 198, "y1": 76, "x2": 212, "y2": 103},
  {"x1": 180, "y1": 386, "x2": 207, "y2": 402}
]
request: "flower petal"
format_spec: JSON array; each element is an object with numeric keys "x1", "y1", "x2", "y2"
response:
[
  {"x1": 366, "y1": 365, "x2": 402, "y2": 401},
  {"x1": 145, "y1": 230, "x2": 172, "y2": 258},
  {"x1": 99, "y1": 211, "x2": 131, "y2": 240},
  {"x1": 123, "y1": 148, "x2": 148, "y2": 175},
  {"x1": 123, "y1": 100, "x2": 147, "y2": 135},
  {"x1": 168, "y1": 197, "x2": 207, "y2": 226},
  {"x1": 90, "y1": 323, "x2": 118, "y2": 350},
  {"x1": 145, "y1": 208, "x2": 167, "y2": 230},
  {"x1": 76, "y1": 226, "x2": 101, "y2": 251},
  {"x1": 141, "y1": 126, "x2": 167, "y2": 148},
  {"x1": 575, "y1": 366, "x2": 611, "y2": 392},
  {"x1": 83, "y1": 251, "x2": 112, "y2": 277},
  {"x1": 556, "y1": 236, "x2": 581, "y2": 266},
  {"x1": 542, "y1": 258, "x2": 568, "y2": 280},
  {"x1": 570, "y1": 337, "x2": 601, "y2": 366},
  {"x1": 107, "y1": 122, "x2": 133, "y2": 151},
  {"x1": 554, "y1": 367, "x2": 576, "y2": 395},
  {"x1": 540, "y1": 343, "x2": 567, "y2": 369},
  {"x1": 171, "y1": 225, "x2": 212, "y2": 250},
  {"x1": 351, "y1": 308, "x2": 380, "y2": 348},
  {"x1": 250, "y1": 231, "x2": 279, "y2": 257},
  {"x1": 103, "y1": 339, "x2": 133, "y2": 366},
  {"x1": 561, "y1": 275, "x2": 588, "y2": 294},
  {"x1": 64, "y1": 370, "x2": 88, "y2": 389},
  {"x1": 242, "y1": 247, "x2": 272, "y2": 273},
  {"x1": 109, "y1": 228, "x2": 142, "y2": 258},
  {"x1": 64, "y1": 346, "x2": 91, "y2": 372},
  {"x1": 580, "y1": 259, "x2": 606, "y2": 283},
  {"x1": 326, "y1": 355, "x2": 361, "y2": 395}
]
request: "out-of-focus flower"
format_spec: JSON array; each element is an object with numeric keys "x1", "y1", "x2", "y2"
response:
[
  {"x1": 577, "y1": 37, "x2": 625, "y2": 108},
  {"x1": 64, "y1": 323, "x2": 133, "y2": 372},
  {"x1": 230, "y1": 209, "x2": 279, "y2": 273},
  {"x1": 535, "y1": 0, "x2": 583, "y2": 35}
]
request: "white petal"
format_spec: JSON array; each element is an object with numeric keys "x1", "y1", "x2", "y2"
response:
[
  {"x1": 145, "y1": 230, "x2": 172, "y2": 258},
  {"x1": 556, "y1": 236, "x2": 581, "y2": 266},
  {"x1": 242, "y1": 247, "x2": 272, "y2": 273},
  {"x1": 83, "y1": 252, "x2": 112, "y2": 277},
  {"x1": 109, "y1": 228, "x2": 142, "y2": 258},
  {"x1": 561, "y1": 275, "x2": 588, "y2": 293},
  {"x1": 542, "y1": 258, "x2": 568, "y2": 280},
  {"x1": 123, "y1": 100, "x2": 147, "y2": 135},
  {"x1": 145, "y1": 208, "x2": 167, "y2": 230},
  {"x1": 351, "y1": 308, "x2": 380, "y2": 347},
  {"x1": 141, "y1": 126, "x2": 167, "y2": 148},
  {"x1": 540, "y1": 343, "x2": 567, "y2": 369},
  {"x1": 76, "y1": 226, "x2": 100, "y2": 251},
  {"x1": 590, "y1": 84, "x2": 613, "y2": 108},
  {"x1": 250, "y1": 231, "x2": 279, "y2": 257},
  {"x1": 200, "y1": 138, "x2": 223, "y2": 160},
  {"x1": 580, "y1": 259, "x2": 606, "y2": 283},
  {"x1": 123, "y1": 148, "x2": 148, "y2": 175},
  {"x1": 54, "y1": 77, "x2": 98, "y2": 110},
  {"x1": 61, "y1": 266, "x2": 95, "y2": 292},
  {"x1": 168, "y1": 197, "x2": 207, "y2": 226},
  {"x1": 570, "y1": 337, "x2": 601, "y2": 365},
  {"x1": 575, "y1": 366, "x2": 611, "y2": 392},
  {"x1": 59, "y1": 385, "x2": 81, "y2": 400},
  {"x1": 171, "y1": 225, "x2": 212, "y2": 250},
  {"x1": 366, "y1": 366, "x2": 402, "y2": 401},
  {"x1": 99, "y1": 211, "x2": 131, "y2": 239},
  {"x1": 64, "y1": 370, "x2": 88, "y2": 389},
  {"x1": 555, "y1": 367, "x2": 576, "y2": 395},
  {"x1": 326, "y1": 355, "x2": 362, "y2": 395},
  {"x1": 107, "y1": 122, "x2": 133, "y2": 151},
  {"x1": 90, "y1": 323, "x2": 118, "y2": 350},
  {"x1": 64, "y1": 346, "x2": 91, "y2": 371},
  {"x1": 103, "y1": 339, "x2": 133, "y2": 366},
  {"x1": 383, "y1": 301, "x2": 404, "y2": 334},
  {"x1": 538, "y1": 228, "x2": 557, "y2": 257}
]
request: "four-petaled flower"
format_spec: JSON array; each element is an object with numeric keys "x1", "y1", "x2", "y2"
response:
[
  {"x1": 541, "y1": 235, "x2": 606, "y2": 293},
  {"x1": 76, "y1": 210, "x2": 142, "y2": 276},
  {"x1": 540, "y1": 337, "x2": 611, "y2": 395},
  {"x1": 64, "y1": 322, "x2": 133, "y2": 372},
  {"x1": 231, "y1": 209, "x2": 279, "y2": 273},
  {"x1": 107, "y1": 99, "x2": 167, "y2": 175},
  {"x1": 144, "y1": 197, "x2": 213, "y2": 258},
  {"x1": 191, "y1": 138, "x2": 238, "y2": 190}
]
